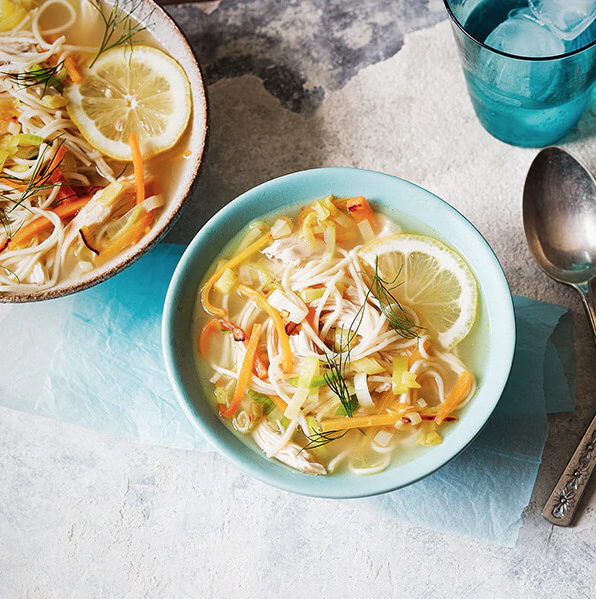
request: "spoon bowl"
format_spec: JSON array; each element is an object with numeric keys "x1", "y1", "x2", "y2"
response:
[
  {"x1": 523, "y1": 147, "x2": 596, "y2": 287},
  {"x1": 523, "y1": 146, "x2": 596, "y2": 527}
]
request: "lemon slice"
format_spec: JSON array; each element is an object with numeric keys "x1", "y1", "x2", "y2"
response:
[
  {"x1": 65, "y1": 45, "x2": 191, "y2": 161},
  {"x1": 359, "y1": 234, "x2": 478, "y2": 349}
]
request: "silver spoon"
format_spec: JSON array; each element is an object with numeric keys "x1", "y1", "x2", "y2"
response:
[{"x1": 523, "y1": 146, "x2": 596, "y2": 526}]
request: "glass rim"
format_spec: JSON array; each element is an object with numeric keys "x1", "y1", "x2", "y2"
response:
[{"x1": 443, "y1": 0, "x2": 596, "y2": 61}]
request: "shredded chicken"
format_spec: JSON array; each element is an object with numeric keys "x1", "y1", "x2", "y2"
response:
[
  {"x1": 376, "y1": 214, "x2": 402, "y2": 237},
  {"x1": 263, "y1": 237, "x2": 320, "y2": 266},
  {"x1": 252, "y1": 420, "x2": 327, "y2": 475}
]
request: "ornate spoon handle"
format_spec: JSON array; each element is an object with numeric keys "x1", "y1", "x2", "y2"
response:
[{"x1": 542, "y1": 413, "x2": 596, "y2": 526}]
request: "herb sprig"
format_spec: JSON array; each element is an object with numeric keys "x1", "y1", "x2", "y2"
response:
[
  {"x1": 0, "y1": 209, "x2": 11, "y2": 241},
  {"x1": 6, "y1": 63, "x2": 65, "y2": 96},
  {"x1": 370, "y1": 257, "x2": 423, "y2": 339},
  {"x1": 0, "y1": 263, "x2": 20, "y2": 283},
  {"x1": 322, "y1": 283, "x2": 372, "y2": 418},
  {"x1": 0, "y1": 139, "x2": 67, "y2": 238},
  {"x1": 89, "y1": 0, "x2": 154, "y2": 67},
  {"x1": 5, "y1": 1, "x2": 152, "y2": 97},
  {"x1": 303, "y1": 428, "x2": 347, "y2": 452}
]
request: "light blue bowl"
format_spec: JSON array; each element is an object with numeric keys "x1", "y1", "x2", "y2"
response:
[{"x1": 162, "y1": 168, "x2": 515, "y2": 498}]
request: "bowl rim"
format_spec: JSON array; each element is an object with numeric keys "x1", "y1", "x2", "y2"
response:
[
  {"x1": 0, "y1": 0, "x2": 208, "y2": 304},
  {"x1": 443, "y1": 0, "x2": 596, "y2": 62},
  {"x1": 162, "y1": 167, "x2": 516, "y2": 498}
]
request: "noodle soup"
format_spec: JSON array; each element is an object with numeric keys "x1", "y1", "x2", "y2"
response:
[
  {"x1": 195, "y1": 196, "x2": 480, "y2": 476},
  {"x1": 0, "y1": 0, "x2": 203, "y2": 296}
]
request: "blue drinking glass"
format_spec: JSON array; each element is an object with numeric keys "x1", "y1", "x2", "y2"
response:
[{"x1": 444, "y1": 0, "x2": 596, "y2": 147}]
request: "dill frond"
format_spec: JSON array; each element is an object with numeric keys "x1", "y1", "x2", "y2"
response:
[
  {"x1": 0, "y1": 208, "x2": 12, "y2": 240},
  {"x1": 114, "y1": 162, "x2": 130, "y2": 179},
  {"x1": 0, "y1": 138, "x2": 67, "y2": 218},
  {"x1": 1, "y1": 264, "x2": 20, "y2": 283},
  {"x1": 6, "y1": 62, "x2": 65, "y2": 96},
  {"x1": 370, "y1": 257, "x2": 423, "y2": 339},
  {"x1": 322, "y1": 284, "x2": 372, "y2": 418},
  {"x1": 302, "y1": 428, "x2": 347, "y2": 452},
  {"x1": 89, "y1": 0, "x2": 154, "y2": 67}
]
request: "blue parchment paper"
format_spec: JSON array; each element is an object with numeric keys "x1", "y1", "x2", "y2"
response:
[
  {"x1": 359, "y1": 296, "x2": 575, "y2": 546},
  {"x1": 0, "y1": 244, "x2": 575, "y2": 546}
]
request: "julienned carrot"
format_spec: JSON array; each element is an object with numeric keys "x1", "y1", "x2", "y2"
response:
[
  {"x1": 319, "y1": 409, "x2": 457, "y2": 433},
  {"x1": 219, "y1": 323, "x2": 262, "y2": 418},
  {"x1": 238, "y1": 284, "x2": 293, "y2": 373},
  {"x1": 128, "y1": 132, "x2": 145, "y2": 205},
  {"x1": 199, "y1": 318, "x2": 268, "y2": 378},
  {"x1": 304, "y1": 305, "x2": 317, "y2": 334},
  {"x1": 10, "y1": 196, "x2": 91, "y2": 249},
  {"x1": 91, "y1": 177, "x2": 156, "y2": 262},
  {"x1": 43, "y1": 145, "x2": 67, "y2": 182},
  {"x1": 0, "y1": 176, "x2": 24, "y2": 191},
  {"x1": 436, "y1": 371, "x2": 473, "y2": 425},
  {"x1": 320, "y1": 412, "x2": 407, "y2": 433},
  {"x1": 269, "y1": 394, "x2": 288, "y2": 412},
  {"x1": 200, "y1": 233, "x2": 273, "y2": 317},
  {"x1": 64, "y1": 55, "x2": 83, "y2": 84},
  {"x1": 408, "y1": 338, "x2": 432, "y2": 369},
  {"x1": 346, "y1": 196, "x2": 375, "y2": 226},
  {"x1": 48, "y1": 169, "x2": 76, "y2": 203}
]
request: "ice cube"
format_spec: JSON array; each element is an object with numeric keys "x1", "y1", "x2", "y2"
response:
[
  {"x1": 485, "y1": 8, "x2": 566, "y2": 58},
  {"x1": 567, "y1": 19, "x2": 596, "y2": 51},
  {"x1": 480, "y1": 9, "x2": 565, "y2": 102},
  {"x1": 530, "y1": 0, "x2": 596, "y2": 41}
]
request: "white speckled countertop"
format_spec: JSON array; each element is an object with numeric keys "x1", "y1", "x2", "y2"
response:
[{"x1": 2, "y1": 1, "x2": 596, "y2": 596}]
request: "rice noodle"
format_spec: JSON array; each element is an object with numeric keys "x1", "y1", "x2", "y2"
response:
[
  {"x1": 327, "y1": 447, "x2": 351, "y2": 473},
  {"x1": 198, "y1": 197, "x2": 478, "y2": 476},
  {"x1": 33, "y1": 0, "x2": 78, "y2": 37},
  {"x1": 0, "y1": 0, "x2": 161, "y2": 293}
]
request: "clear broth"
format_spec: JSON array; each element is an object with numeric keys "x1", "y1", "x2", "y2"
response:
[{"x1": 193, "y1": 198, "x2": 489, "y2": 474}]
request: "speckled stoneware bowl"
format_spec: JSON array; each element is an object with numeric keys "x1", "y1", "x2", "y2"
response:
[
  {"x1": 1, "y1": 0, "x2": 207, "y2": 303},
  {"x1": 163, "y1": 168, "x2": 516, "y2": 498}
]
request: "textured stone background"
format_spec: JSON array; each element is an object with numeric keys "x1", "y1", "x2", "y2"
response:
[
  {"x1": 3, "y1": 1, "x2": 596, "y2": 597},
  {"x1": 162, "y1": 0, "x2": 450, "y2": 235},
  {"x1": 172, "y1": 0, "x2": 446, "y2": 115}
]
